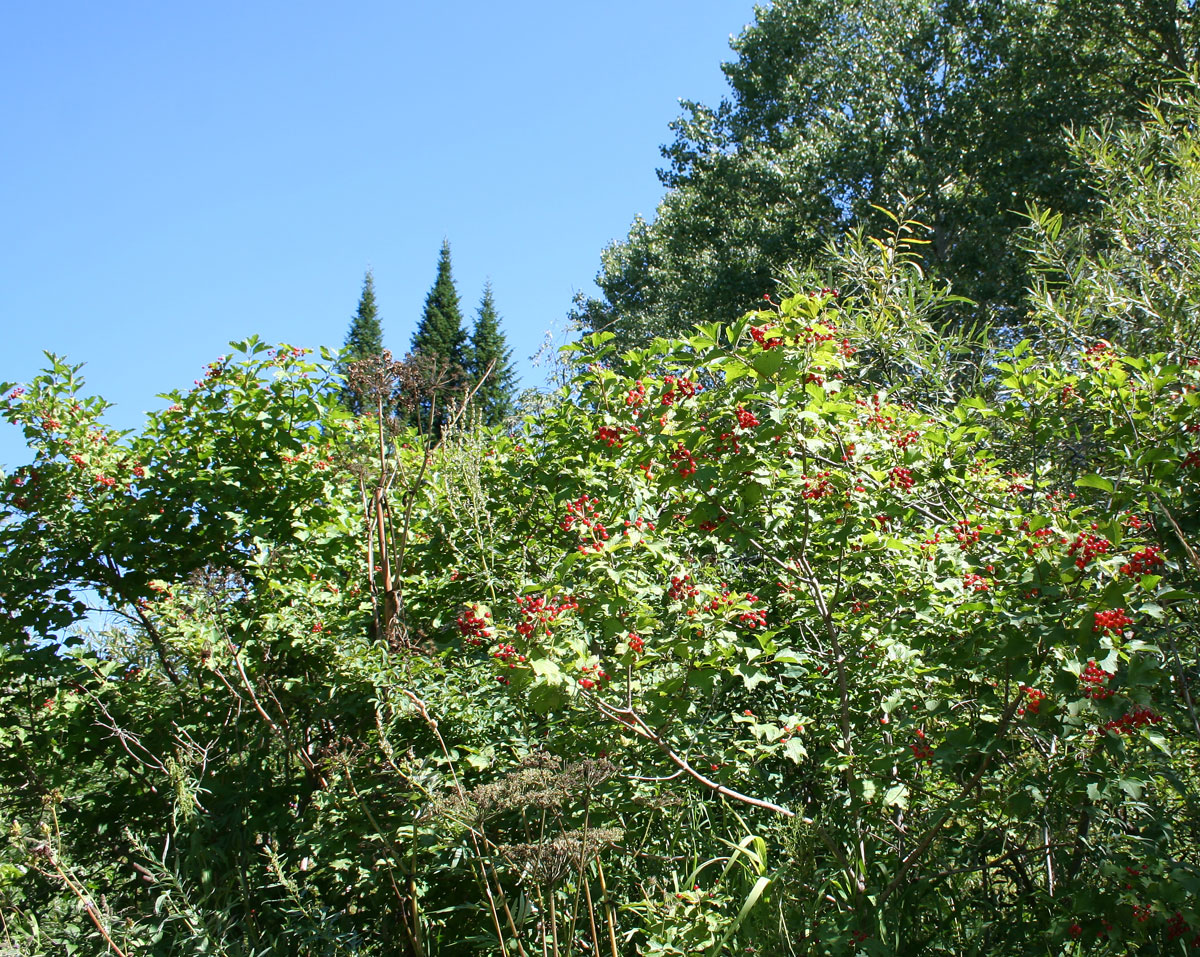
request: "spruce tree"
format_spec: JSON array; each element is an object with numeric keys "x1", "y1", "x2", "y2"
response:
[
  {"x1": 409, "y1": 241, "x2": 468, "y2": 432},
  {"x1": 338, "y1": 269, "x2": 384, "y2": 414},
  {"x1": 411, "y1": 241, "x2": 468, "y2": 372},
  {"x1": 468, "y1": 280, "x2": 517, "y2": 427}
]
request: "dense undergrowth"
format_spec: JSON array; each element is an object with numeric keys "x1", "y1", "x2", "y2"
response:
[{"x1": 3, "y1": 95, "x2": 1200, "y2": 956}]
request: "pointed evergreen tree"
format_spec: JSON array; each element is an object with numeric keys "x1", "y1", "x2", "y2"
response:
[
  {"x1": 338, "y1": 269, "x2": 384, "y2": 414},
  {"x1": 468, "y1": 281, "x2": 517, "y2": 427},
  {"x1": 409, "y1": 241, "x2": 468, "y2": 433},
  {"x1": 411, "y1": 241, "x2": 468, "y2": 372}
]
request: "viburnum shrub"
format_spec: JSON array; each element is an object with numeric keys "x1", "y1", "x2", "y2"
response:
[
  {"x1": 444, "y1": 279, "x2": 1200, "y2": 950},
  {"x1": 3, "y1": 246, "x2": 1200, "y2": 953}
]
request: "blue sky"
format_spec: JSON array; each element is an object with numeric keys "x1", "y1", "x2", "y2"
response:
[{"x1": 1, "y1": 1, "x2": 758, "y2": 469}]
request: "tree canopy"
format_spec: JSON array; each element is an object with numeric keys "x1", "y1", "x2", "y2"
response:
[{"x1": 573, "y1": 0, "x2": 1200, "y2": 349}]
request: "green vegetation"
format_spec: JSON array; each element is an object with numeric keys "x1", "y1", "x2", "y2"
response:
[
  {"x1": 4, "y1": 15, "x2": 1200, "y2": 957},
  {"x1": 339, "y1": 270, "x2": 384, "y2": 414},
  {"x1": 468, "y1": 281, "x2": 517, "y2": 427},
  {"x1": 573, "y1": 0, "x2": 1199, "y2": 349}
]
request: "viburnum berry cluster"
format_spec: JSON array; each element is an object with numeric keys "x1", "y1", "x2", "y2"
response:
[
  {"x1": 713, "y1": 430, "x2": 742, "y2": 456},
  {"x1": 515, "y1": 594, "x2": 579, "y2": 638},
  {"x1": 953, "y1": 520, "x2": 982, "y2": 551},
  {"x1": 627, "y1": 632, "x2": 645, "y2": 654},
  {"x1": 668, "y1": 573, "x2": 698, "y2": 601},
  {"x1": 1100, "y1": 707, "x2": 1162, "y2": 736},
  {"x1": 578, "y1": 663, "x2": 610, "y2": 690},
  {"x1": 801, "y1": 471, "x2": 832, "y2": 500},
  {"x1": 661, "y1": 375, "x2": 699, "y2": 405},
  {"x1": 625, "y1": 381, "x2": 647, "y2": 409},
  {"x1": 889, "y1": 467, "x2": 915, "y2": 492},
  {"x1": 735, "y1": 406, "x2": 760, "y2": 429},
  {"x1": 1021, "y1": 523, "x2": 1064, "y2": 555},
  {"x1": 622, "y1": 516, "x2": 655, "y2": 537},
  {"x1": 910, "y1": 729, "x2": 933, "y2": 762},
  {"x1": 1080, "y1": 661, "x2": 1114, "y2": 699},
  {"x1": 1068, "y1": 529, "x2": 1111, "y2": 569},
  {"x1": 750, "y1": 324, "x2": 784, "y2": 349},
  {"x1": 702, "y1": 589, "x2": 767, "y2": 629},
  {"x1": 1017, "y1": 686, "x2": 1047, "y2": 716},
  {"x1": 737, "y1": 596, "x2": 768, "y2": 629},
  {"x1": 962, "y1": 572, "x2": 990, "y2": 592},
  {"x1": 1121, "y1": 546, "x2": 1165, "y2": 577},
  {"x1": 492, "y1": 643, "x2": 527, "y2": 666},
  {"x1": 456, "y1": 604, "x2": 493, "y2": 647},
  {"x1": 893, "y1": 429, "x2": 920, "y2": 449},
  {"x1": 669, "y1": 442, "x2": 697, "y2": 477},
  {"x1": 1093, "y1": 607, "x2": 1133, "y2": 634},
  {"x1": 594, "y1": 425, "x2": 624, "y2": 448}
]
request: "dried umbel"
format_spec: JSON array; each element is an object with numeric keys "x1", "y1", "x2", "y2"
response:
[
  {"x1": 345, "y1": 349, "x2": 408, "y2": 412},
  {"x1": 498, "y1": 828, "x2": 624, "y2": 887},
  {"x1": 433, "y1": 754, "x2": 617, "y2": 826}
]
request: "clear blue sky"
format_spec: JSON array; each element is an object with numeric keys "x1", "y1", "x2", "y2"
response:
[{"x1": 1, "y1": 1, "x2": 758, "y2": 469}]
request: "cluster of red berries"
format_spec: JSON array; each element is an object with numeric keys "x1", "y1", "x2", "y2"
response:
[
  {"x1": 750, "y1": 324, "x2": 784, "y2": 349},
  {"x1": 669, "y1": 443, "x2": 697, "y2": 477},
  {"x1": 1093, "y1": 607, "x2": 1133, "y2": 634},
  {"x1": 515, "y1": 594, "x2": 579, "y2": 638},
  {"x1": 713, "y1": 430, "x2": 742, "y2": 456},
  {"x1": 70, "y1": 454, "x2": 86, "y2": 467},
  {"x1": 799, "y1": 322, "x2": 837, "y2": 346},
  {"x1": 579, "y1": 663, "x2": 610, "y2": 690},
  {"x1": 625, "y1": 381, "x2": 647, "y2": 409},
  {"x1": 1060, "y1": 383, "x2": 1078, "y2": 404},
  {"x1": 95, "y1": 474, "x2": 117, "y2": 488},
  {"x1": 1068, "y1": 529, "x2": 1111, "y2": 569},
  {"x1": 1166, "y1": 911, "x2": 1195, "y2": 943},
  {"x1": 889, "y1": 467, "x2": 915, "y2": 492},
  {"x1": 910, "y1": 729, "x2": 933, "y2": 762},
  {"x1": 962, "y1": 573, "x2": 990, "y2": 593},
  {"x1": 1121, "y1": 546, "x2": 1166, "y2": 577},
  {"x1": 41, "y1": 418, "x2": 61, "y2": 431},
  {"x1": 132, "y1": 464, "x2": 145, "y2": 479},
  {"x1": 738, "y1": 595, "x2": 767, "y2": 629},
  {"x1": 894, "y1": 429, "x2": 919, "y2": 449},
  {"x1": 1084, "y1": 339, "x2": 1114, "y2": 363},
  {"x1": 1017, "y1": 686, "x2": 1047, "y2": 716},
  {"x1": 735, "y1": 406, "x2": 760, "y2": 429},
  {"x1": 623, "y1": 517, "x2": 655, "y2": 537},
  {"x1": 661, "y1": 375, "x2": 699, "y2": 406},
  {"x1": 1185, "y1": 450, "x2": 1200, "y2": 469},
  {"x1": 595, "y1": 425, "x2": 624, "y2": 447},
  {"x1": 457, "y1": 605, "x2": 494, "y2": 647},
  {"x1": 627, "y1": 632, "x2": 645, "y2": 654},
  {"x1": 669, "y1": 574, "x2": 698, "y2": 601},
  {"x1": 493, "y1": 643, "x2": 526, "y2": 665},
  {"x1": 1080, "y1": 661, "x2": 1114, "y2": 699},
  {"x1": 1099, "y1": 707, "x2": 1162, "y2": 736},
  {"x1": 1022, "y1": 524, "x2": 1065, "y2": 556},
  {"x1": 562, "y1": 494, "x2": 604, "y2": 535},
  {"x1": 801, "y1": 471, "x2": 833, "y2": 500},
  {"x1": 953, "y1": 520, "x2": 983, "y2": 551}
]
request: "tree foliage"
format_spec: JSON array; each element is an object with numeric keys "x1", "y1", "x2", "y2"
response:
[
  {"x1": 468, "y1": 281, "x2": 517, "y2": 427},
  {"x1": 3, "y1": 77, "x2": 1200, "y2": 957},
  {"x1": 574, "y1": 0, "x2": 1200, "y2": 349},
  {"x1": 339, "y1": 269, "x2": 384, "y2": 414}
]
